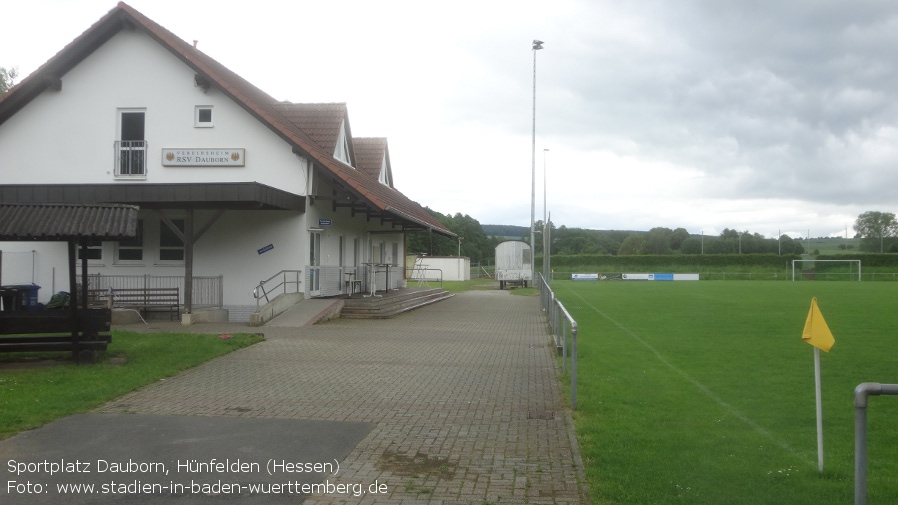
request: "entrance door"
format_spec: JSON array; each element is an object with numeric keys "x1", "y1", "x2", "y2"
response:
[{"x1": 309, "y1": 231, "x2": 321, "y2": 296}]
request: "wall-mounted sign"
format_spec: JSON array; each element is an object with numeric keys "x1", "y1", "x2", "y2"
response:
[
  {"x1": 162, "y1": 148, "x2": 245, "y2": 166},
  {"x1": 257, "y1": 244, "x2": 274, "y2": 255},
  {"x1": 318, "y1": 219, "x2": 332, "y2": 227}
]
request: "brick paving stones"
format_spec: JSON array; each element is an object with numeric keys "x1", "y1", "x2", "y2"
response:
[{"x1": 98, "y1": 290, "x2": 590, "y2": 504}]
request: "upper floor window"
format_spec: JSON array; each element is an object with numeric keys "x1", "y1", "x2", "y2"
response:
[
  {"x1": 115, "y1": 109, "x2": 146, "y2": 178},
  {"x1": 195, "y1": 106, "x2": 213, "y2": 127}
]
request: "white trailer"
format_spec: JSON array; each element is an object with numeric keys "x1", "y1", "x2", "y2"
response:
[{"x1": 495, "y1": 240, "x2": 532, "y2": 289}]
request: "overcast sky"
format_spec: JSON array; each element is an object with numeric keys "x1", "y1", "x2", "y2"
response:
[{"x1": 4, "y1": 0, "x2": 898, "y2": 238}]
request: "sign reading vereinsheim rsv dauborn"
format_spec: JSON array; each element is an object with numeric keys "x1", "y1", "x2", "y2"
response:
[{"x1": 162, "y1": 148, "x2": 245, "y2": 166}]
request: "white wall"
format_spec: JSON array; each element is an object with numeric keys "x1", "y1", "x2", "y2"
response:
[
  {"x1": 406, "y1": 256, "x2": 470, "y2": 282},
  {"x1": 0, "y1": 28, "x2": 418, "y2": 309},
  {"x1": 0, "y1": 29, "x2": 308, "y2": 192},
  {"x1": 0, "y1": 243, "x2": 69, "y2": 301}
]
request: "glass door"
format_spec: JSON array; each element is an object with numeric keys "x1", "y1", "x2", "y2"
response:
[{"x1": 309, "y1": 231, "x2": 321, "y2": 296}]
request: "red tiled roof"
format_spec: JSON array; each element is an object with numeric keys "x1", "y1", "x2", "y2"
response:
[
  {"x1": 0, "y1": 2, "x2": 453, "y2": 237},
  {"x1": 352, "y1": 137, "x2": 389, "y2": 183},
  {"x1": 272, "y1": 103, "x2": 353, "y2": 160}
]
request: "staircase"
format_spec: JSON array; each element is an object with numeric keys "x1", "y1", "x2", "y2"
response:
[{"x1": 340, "y1": 288, "x2": 453, "y2": 319}]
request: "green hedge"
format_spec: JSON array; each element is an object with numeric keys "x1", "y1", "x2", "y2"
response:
[
  {"x1": 540, "y1": 254, "x2": 800, "y2": 271},
  {"x1": 815, "y1": 253, "x2": 898, "y2": 267}
]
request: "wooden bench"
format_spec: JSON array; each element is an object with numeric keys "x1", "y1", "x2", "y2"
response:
[
  {"x1": 88, "y1": 287, "x2": 180, "y2": 320},
  {"x1": 0, "y1": 308, "x2": 112, "y2": 362}
]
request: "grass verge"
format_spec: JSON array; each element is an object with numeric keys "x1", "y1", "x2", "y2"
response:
[
  {"x1": 553, "y1": 280, "x2": 898, "y2": 504},
  {"x1": 0, "y1": 331, "x2": 263, "y2": 440}
]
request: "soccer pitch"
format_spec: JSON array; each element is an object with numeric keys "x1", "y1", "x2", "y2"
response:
[{"x1": 552, "y1": 280, "x2": 898, "y2": 504}]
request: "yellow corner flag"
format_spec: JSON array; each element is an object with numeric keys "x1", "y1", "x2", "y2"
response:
[{"x1": 802, "y1": 297, "x2": 835, "y2": 352}]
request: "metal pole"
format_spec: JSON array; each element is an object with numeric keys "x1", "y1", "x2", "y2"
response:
[
  {"x1": 854, "y1": 382, "x2": 898, "y2": 505},
  {"x1": 530, "y1": 40, "x2": 543, "y2": 283},
  {"x1": 571, "y1": 322, "x2": 578, "y2": 410},
  {"x1": 543, "y1": 209, "x2": 552, "y2": 282},
  {"x1": 814, "y1": 347, "x2": 824, "y2": 472},
  {"x1": 562, "y1": 315, "x2": 568, "y2": 373},
  {"x1": 543, "y1": 149, "x2": 549, "y2": 280}
]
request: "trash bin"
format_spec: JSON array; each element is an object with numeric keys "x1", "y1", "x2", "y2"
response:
[
  {"x1": 19, "y1": 284, "x2": 41, "y2": 311},
  {"x1": 6, "y1": 284, "x2": 41, "y2": 311}
]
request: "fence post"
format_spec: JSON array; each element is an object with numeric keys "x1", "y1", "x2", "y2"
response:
[
  {"x1": 571, "y1": 322, "x2": 578, "y2": 410},
  {"x1": 562, "y1": 316, "x2": 568, "y2": 373},
  {"x1": 854, "y1": 382, "x2": 898, "y2": 505}
]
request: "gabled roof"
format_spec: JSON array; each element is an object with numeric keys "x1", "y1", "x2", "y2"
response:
[
  {"x1": 272, "y1": 102, "x2": 355, "y2": 162},
  {"x1": 0, "y1": 203, "x2": 137, "y2": 241},
  {"x1": 0, "y1": 2, "x2": 453, "y2": 238},
  {"x1": 352, "y1": 137, "x2": 392, "y2": 186}
]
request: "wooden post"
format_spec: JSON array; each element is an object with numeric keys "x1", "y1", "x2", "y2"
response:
[{"x1": 184, "y1": 208, "x2": 194, "y2": 315}]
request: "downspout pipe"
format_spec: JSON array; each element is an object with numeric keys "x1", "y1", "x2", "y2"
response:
[{"x1": 854, "y1": 382, "x2": 898, "y2": 505}]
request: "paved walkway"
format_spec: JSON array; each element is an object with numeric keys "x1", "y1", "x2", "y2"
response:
[{"x1": 99, "y1": 290, "x2": 589, "y2": 504}]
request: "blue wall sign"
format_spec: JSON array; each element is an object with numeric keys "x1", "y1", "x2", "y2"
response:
[
  {"x1": 257, "y1": 244, "x2": 274, "y2": 255},
  {"x1": 319, "y1": 219, "x2": 332, "y2": 226}
]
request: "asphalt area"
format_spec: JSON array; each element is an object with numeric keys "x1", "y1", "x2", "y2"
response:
[{"x1": 1, "y1": 413, "x2": 372, "y2": 504}]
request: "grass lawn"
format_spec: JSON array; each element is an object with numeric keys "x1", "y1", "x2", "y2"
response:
[
  {"x1": 0, "y1": 331, "x2": 263, "y2": 440},
  {"x1": 552, "y1": 280, "x2": 898, "y2": 504}
]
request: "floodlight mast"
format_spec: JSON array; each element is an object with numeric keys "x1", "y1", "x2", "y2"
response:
[{"x1": 530, "y1": 39, "x2": 543, "y2": 284}]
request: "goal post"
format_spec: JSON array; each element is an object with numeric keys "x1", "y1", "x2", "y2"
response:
[{"x1": 792, "y1": 259, "x2": 862, "y2": 281}]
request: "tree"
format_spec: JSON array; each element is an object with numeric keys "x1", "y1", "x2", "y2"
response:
[
  {"x1": 618, "y1": 234, "x2": 645, "y2": 255},
  {"x1": 0, "y1": 66, "x2": 18, "y2": 94},
  {"x1": 643, "y1": 227, "x2": 672, "y2": 255},
  {"x1": 853, "y1": 211, "x2": 898, "y2": 253},
  {"x1": 406, "y1": 208, "x2": 496, "y2": 262},
  {"x1": 669, "y1": 228, "x2": 690, "y2": 251}
]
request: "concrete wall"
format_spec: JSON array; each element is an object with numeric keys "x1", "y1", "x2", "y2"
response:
[{"x1": 406, "y1": 256, "x2": 470, "y2": 282}]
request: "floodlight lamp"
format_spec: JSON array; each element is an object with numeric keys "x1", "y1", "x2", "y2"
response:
[{"x1": 532, "y1": 40, "x2": 544, "y2": 50}]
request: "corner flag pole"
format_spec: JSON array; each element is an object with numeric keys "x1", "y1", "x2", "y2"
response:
[
  {"x1": 802, "y1": 297, "x2": 835, "y2": 473},
  {"x1": 814, "y1": 346, "x2": 824, "y2": 472}
]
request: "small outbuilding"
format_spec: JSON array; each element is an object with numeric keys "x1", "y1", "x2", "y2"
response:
[{"x1": 0, "y1": 203, "x2": 138, "y2": 361}]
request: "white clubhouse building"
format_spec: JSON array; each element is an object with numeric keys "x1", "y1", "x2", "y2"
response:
[{"x1": 0, "y1": 3, "x2": 454, "y2": 322}]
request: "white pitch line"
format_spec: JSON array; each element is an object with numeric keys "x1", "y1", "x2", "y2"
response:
[{"x1": 564, "y1": 287, "x2": 812, "y2": 465}]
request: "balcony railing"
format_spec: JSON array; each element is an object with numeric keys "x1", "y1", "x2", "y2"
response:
[{"x1": 114, "y1": 140, "x2": 147, "y2": 177}]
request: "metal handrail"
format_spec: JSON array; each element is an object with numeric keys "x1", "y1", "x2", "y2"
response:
[
  {"x1": 410, "y1": 268, "x2": 443, "y2": 288},
  {"x1": 536, "y1": 272, "x2": 578, "y2": 409},
  {"x1": 253, "y1": 270, "x2": 302, "y2": 308},
  {"x1": 854, "y1": 383, "x2": 898, "y2": 505}
]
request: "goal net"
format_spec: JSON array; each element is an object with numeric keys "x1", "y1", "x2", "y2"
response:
[{"x1": 791, "y1": 259, "x2": 861, "y2": 281}]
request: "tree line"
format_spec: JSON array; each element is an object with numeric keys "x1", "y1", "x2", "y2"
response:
[
  {"x1": 406, "y1": 211, "x2": 808, "y2": 261},
  {"x1": 407, "y1": 209, "x2": 898, "y2": 260}
]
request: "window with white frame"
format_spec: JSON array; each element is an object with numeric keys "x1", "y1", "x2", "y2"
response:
[
  {"x1": 159, "y1": 219, "x2": 185, "y2": 262},
  {"x1": 195, "y1": 105, "x2": 213, "y2": 127},
  {"x1": 115, "y1": 109, "x2": 147, "y2": 177},
  {"x1": 116, "y1": 219, "x2": 144, "y2": 262}
]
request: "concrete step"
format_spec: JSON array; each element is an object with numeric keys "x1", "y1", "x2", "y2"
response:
[{"x1": 341, "y1": 288, "x2": 454, "y2": 319}]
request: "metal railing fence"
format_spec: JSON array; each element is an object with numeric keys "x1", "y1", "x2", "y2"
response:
[
  {"x1": 854, "y1": 382, "x2": 898, "y2": 505},
  {"x1": 409, "y1": 267, "x2": 443, "y2": 288},
  {"x1": 536, "y1": 272, "x2": 578, "y2": 409},
  {"x1": 84, "y1": 274, "x2": 222, "y2": 309},
  {"x1": 253, "y1": 270, "x2": 302, "y2": 308}
]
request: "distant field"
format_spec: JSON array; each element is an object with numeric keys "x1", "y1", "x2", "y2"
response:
[{"x1": 553, "y1": 280, "x2": 898, "y2": 504}]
